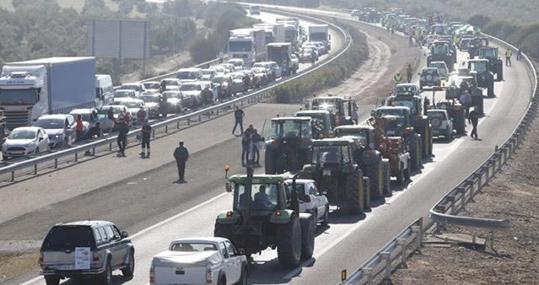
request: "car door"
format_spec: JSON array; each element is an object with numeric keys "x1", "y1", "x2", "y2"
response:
[
  {"x1": 37, "y1": 130, "x2": 47, "y2": 152},
  {"x1": 224, "y1": 241, "x2": 242, "y2": 283},
  {"x1": 310, "y1": 183, "x2": 324, "y2": 220},
  {"x1": 219, "y1": 242, "x2": 233, "y2": 283}
]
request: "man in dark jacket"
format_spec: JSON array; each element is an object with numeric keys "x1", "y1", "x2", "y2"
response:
[
  {"x1": 232, "y1": 107, "x2": 245, "y2": 136},
  {"x1": 140, "y1": 123, "x2": 152, "y2": 158},
  {"x1": 241, "y1": 124, "x2": 254, "y2": 166},
  {"x1": 468, "y1": 108, "x2": 479, "y2": 140},
  {"x1": 117, "y1": 119, "x2": 129, "y2": 157},
  {"x1": 174, "y1": 141, "x2": 189, "y2": 183}
]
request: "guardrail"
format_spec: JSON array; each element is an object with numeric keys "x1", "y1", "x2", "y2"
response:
[
  {"x1": 337, "y1": 14, "x2": 538, "y2": 285},
  {"x1": 0, "y1": 9, "x2": 352, "y2": 184},
  {"x1": 140, "y1": 56, "x2": 227, "y2": 84}
]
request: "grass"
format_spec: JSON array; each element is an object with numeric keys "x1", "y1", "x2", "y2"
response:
[{"x1": 0, "y1": 0, "x2": 119, "y2": 12}]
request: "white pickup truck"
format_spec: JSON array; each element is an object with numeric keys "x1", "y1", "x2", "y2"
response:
[{"x1": 150, "y1": 237, "x2": 248, "y2": 285}]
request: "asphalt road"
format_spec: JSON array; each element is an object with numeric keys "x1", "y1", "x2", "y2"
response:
[{"x1": 10, "y1": 6, "x2": 535, "y2": 285}]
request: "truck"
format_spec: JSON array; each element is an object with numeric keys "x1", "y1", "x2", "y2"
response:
[
  {"x1": 0, "y1": 57, "x2": 96, "y2": 130},
  {"x1": 228, "y1": 28, "x2": 266, "y2": 66},
  {"x1": 266, "y1": 43, "x2": 298, "y2": 76},
  {"x1": 308, "y1": 24, "x2": 331, "y2": 51}
]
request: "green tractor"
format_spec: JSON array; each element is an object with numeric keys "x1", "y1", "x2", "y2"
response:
[
  {"x1": 214, "y1": 171, "x2": 315, "y2": 268},
  {"x1": 302, "y1": 138, "x2": 370, "y2": 214},
  {"x1": 427, "y1": 41, "x2": 456, "y2": 71},
  {"x1": 478, "y1": 47, "x2": 503, "y2": 81},
  {"x1": 334, "y1": 125, "x2": 392, "y2": 198},
  {"x1": 295, "y1": 110, "x2": 334, "y2": 139},
  {"x1": 305, "y1": 95, "x2": 357, "y2": 126},
  {"x1": 468, "y1": 59, "x2": 495, "y2": 98},
  {"x1": 264, "y1": 117, "x2": 313, "y2": 174}
]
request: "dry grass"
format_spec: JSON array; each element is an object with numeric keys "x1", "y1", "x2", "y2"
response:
[{"x1": 0, "y1": 251, "x2": 39, "y2": 283}]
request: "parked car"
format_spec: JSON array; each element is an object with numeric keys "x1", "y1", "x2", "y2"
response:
[
  {"x1": 114, "y1": 89, "x2": 136, "y2": 99},
  {"x1": 428, "y1": 61, "x2": 450, "y2": 80},
  {"x1": 114, "y1": 98, "x2": 147, "y2": 124},
  {"x1": 32, "y1": 114, "x2": 80, "y2": 148},
  {"x1": 142, "y1": 81, "x2": 162, "y2": 93},
  {"x1": 141, "y1": 93, "x2": 163, "y2": 119},
  {"x1": 39, "y1": 220, "x2": 134, "y2": 285},
  {"x1": 150, "y1": 237, "x2": 248, "y2": 285},
  {"x1": 427, "y1": 109, "x2": 454, "y2": 140},
  {"x1": 419, "y1": 67, "x2": 441, "y2": 90},
  {"x1": 2, "y1": 126, "x2": 50, "y2": 159},
  {"x1": 285, "y1": 179, "x2": 330, "y2": 226},
  {"x1": 179, "y1": 82, "x2": 203, "y2": 109},
  {"x1": 118, "y1": 83, "x2": 146, "y2": 97}
]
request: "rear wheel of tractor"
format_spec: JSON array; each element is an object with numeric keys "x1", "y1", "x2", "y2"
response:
[
  {"x1": 404, "y1": 159, "x2": 411, "y2": 181},
  {"x1": 214, "y1": 223, "x2": 233, "y2": 239},
  {"x1": 487, "y1": 81, "x2": 495, "y2": 98},
  {"x1": 265, "y1": 150, "x2": 275, "y2": 174},
  {"x1": 277, "y1": 217, "x2": 302, "y2": 269},
  {"x1": 343, "y1": 171, "x2": 365, "y2": 214},
  {"x1": 44, "y1": 276, "x2": 60, "y2": 285},
  {"x1": 397, "y1": 163, "x2": 405, "y2": 186},
  {"x1": 321, "y1": 206, "x2": 329, "y2": 227},
  {"x1": 300, "y1": 216, "x2": 315, "y2": 260},
  {"x1": 382, "y1": 160, "x2": 391, "y2": 197},
  {"x1": 366, "y1": 160, "x2": 383, "y2": 199}
]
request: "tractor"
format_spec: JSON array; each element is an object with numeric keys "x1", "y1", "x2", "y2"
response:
[
  {"x1": 302, "y1": 138, "x2": 370, "y2": 214},
  {"x1": 468, "y1": 37, "x2": 489, "y2": 59},
  {"x1": 427, "y1": 41, "x2": 456, "y2": 71},
  {"x1": 478, "y1": 47, "x2": 504, "y2": 81},
  {"x1": 335, "y1": 125, "x2": 392, "y2": 198},
  {"x1": 295, "y1": 110, "x2": 334, "y2": 139},
  {"x1": 434, "y1": 100, "x2": 466, "y2": 136},
  {"x1": 445, "y1": 71, "x2": 484, "y2": 116},
  {"x1": 468, "y1": 59, "x2": 495, "y2": 97},
  {"x1": 306, "y1": 95, "x2": 358, "y2": 126},
  {"x1": 214, "y1": 170, "x2": 315, "y2": 269},
  {"x1": 386, "y1": 92, "x2": 433, "y2": 161},
  {"x1": 264, "y1": 117, "x2": 313, "y2": 174}
]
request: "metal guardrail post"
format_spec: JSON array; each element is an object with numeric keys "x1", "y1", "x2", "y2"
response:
[
  {"x1": 34, "y1": 164, "x2": 37, "y2": 175},
  {"x1": 10, "y1": 171, "x2": 14, "y2": 182},
  {"x1": 109, "y1": 142, "x2": 112, "y2": 152},
  {"x1": 165, "y1": 124, "x2": 168, "y2": 134},
  {"x1": 74, "y1": 152, "x2": 78, "y2": 162},
  {"x1": 380, "y1": 252, "x2": 391, "y2": 280},
  {"x1": 54, "y1": 158, "x2": 58, "y2": 169},
  {"x1": 411, "y1": 225, "x2": 422, "y2": 249},
  {"x1": 363, "y1": 268, "x2": 373, "y2": 285},
  {"x1": 397, "y1": 238, "x2": 407, "y2": 268}
]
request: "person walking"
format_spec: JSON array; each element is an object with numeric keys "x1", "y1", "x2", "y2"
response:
[
  {"x1": 75, "y1": 115, "x2": 84, "y2": 142},
  {"x1": 232, "y1": 107, "x2": 245, "y2": 136},
  {"x1": 241, "y1": 125, "x2": 254, "y2": 166},
  {"x1": 505, "y1": 49, "x2": 512, "y2": 67},
  {"x1": 137, "y1": 106, "x2": 147, "y2": 125},
  {"x1": 459, "y1": 90, "x2": 472, "y2": 117},
  {"x1": 173, "y1": 141, "x2": 189, "y2": 183},
  {"x1": 406, "y1": 63, "x2": 413, "y2": 83},
  {"x1": 468, "y1": 108, "x2": 479, "y2": 140},
  {"x1": 140, "y1": 122, "x2": 152, "y2": 158},
  {"x1": 116, "y1": 119, "x2": 129, "y2": 157}
]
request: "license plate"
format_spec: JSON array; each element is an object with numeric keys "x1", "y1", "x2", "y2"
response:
[
  {"x1": 54, "y1": 265, "x2": 74, "y2": 270},
  {"x1": 323, "y1": 169, "x2": 331, "y2": 176}
]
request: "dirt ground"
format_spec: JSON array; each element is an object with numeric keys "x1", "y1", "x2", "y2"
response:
[
  {"x1": 391, "y1": 106, "x2": 539, "y2": 284},
  {"x1": 0, "y1": 252, "x2": 39, "y2": 283}
]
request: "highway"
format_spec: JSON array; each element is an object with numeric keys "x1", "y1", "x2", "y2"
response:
[{"x1": 8, "y1": 5, "x2": 535, "y2": 285}]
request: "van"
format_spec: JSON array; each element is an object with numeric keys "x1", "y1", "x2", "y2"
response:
[{"x1": 95, "y1": 74, "x2": 114, "y2": 107}]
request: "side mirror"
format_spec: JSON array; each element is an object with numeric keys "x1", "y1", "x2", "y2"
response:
[
  {"x1": 121, "y1": 231, "x2": 129, "y2": 238},
  {"x1": 225, "y1": 182, "x2": 232, "y2": 193}
]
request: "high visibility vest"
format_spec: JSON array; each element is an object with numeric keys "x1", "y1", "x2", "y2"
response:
[{"x1": 394, "y1": 73, "x2": 402, "y2": 83}]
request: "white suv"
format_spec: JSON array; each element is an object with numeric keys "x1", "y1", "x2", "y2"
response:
[{"x1": 286, "y1": 179, "x2": 329, "y2": 226}]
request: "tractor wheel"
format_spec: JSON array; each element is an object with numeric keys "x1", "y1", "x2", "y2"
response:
[
  {"x1": 404, "y1": 159, "x2": 412, "y2": 181},
  {"x1": 497, "y1": 62, "x2": 504, "y2": 81},
  {"x1": 214, "y1": 223, "x2": 233, "y2": 240},
  {"x1": 299, "y1": 216, "x2": 315, "y2": 260},
  {"x1": 365, "y1": 160, "x2": 383, "y2": 199},
  {"x1": 277, "y1": 217, "x2": 302, "y2": 269},
  {"x1": 455, "y1": 110, "x2": 466, "y2": 136},
  {"x1": 342, "y1": 170, "x2": 365, "y2": 214},
  {"x1": 264, "y1": 149, "x2": 275, "y2": 174},
  {"x1": 396, "y1": 163, "x2": 405, "y2": 186},
  {"x1": 409, "y1": 136, "x2": 420, "y2": 172},
  {"x1": 382, "y1": 160, "x2": 392, "y2": 197},
  {"x1": 487, "y1": 81, "x2": 495, "y2": 98}
]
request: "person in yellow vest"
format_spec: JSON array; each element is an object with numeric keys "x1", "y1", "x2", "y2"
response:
[
  {"x1": 505, "y1": 49, "x2": 513, "y2": 67},
  {"x1": 394, "y1": 72, "x2": 402, "y2": 84}
]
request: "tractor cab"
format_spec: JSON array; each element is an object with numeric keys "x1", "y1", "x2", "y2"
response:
[
  {"x1": 468, "y1": 59, "x2": 495, "y2": 97},
  {"x1": 479, "y1": 47, "x2": 498, "y2": 59},
  {"x1": 371, "y1": 106, "x2": 412, "y2": 128},
  {"x1": 468, "y1": 59, "x2": 489, "y2": 74},
  {"x1": 394, "y1": 83, "x2": 421, "y2": 96},
  {"x1": 334, "y1": 125, "x2": 376, "y2": 150},
  {"x1": 308, "y1": 95, "x2": 356, "y2": 126},
  {"x1": 228, "y1": 174, "x2": 290, "y2": 215},
  {"x1": 295, "y1": 110, "x2": 334, "y2": 139},
  {"x1": 386, "y1": 94, "x2": 423, "y2": 117},
  {"x1": 478, "y1": 47, "x2": 503, "y2": 81}
]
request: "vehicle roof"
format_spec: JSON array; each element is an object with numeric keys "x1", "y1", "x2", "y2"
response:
[
  {"x1": 376, "y1": 106, "x2": 409, "y2": 111},
  {"x1": 229, "y1": 174, "x2": 288, "y2": 184},
  {"x1": 267, "y1": 42, "x2": 292, "y2": 47},
  {"x1": 70, "y1": 108, "x2": 97, "y2": 114},
  {"x1": 12, "y1": 126, "x2": 41, "y2": 132},
  {"x1": 170, "y1": 237, "x2": 229, "y2": 244},
  {"x1": 396, "y1": 83, "x2": 419, "y2": 88},
  {"x1": 427, "y1": 109, "x2": 448, "y2": 113},
  {"x1": 284, "y1": 179, "x2": 315, "y2": 184},
  {"x1": 120, "y1": 83, "x2": 141, "y2": 86},
  {"x1": 143, "y1": 81, "x2": 160, "y2": 84},
  {"x1": 102, "y1": 105, "x2": 126, "y2": 108},
  {"x1": 9, "y1": 57, "x2": 94, "y2": 65},
  {"x1": 430, "y1": 61, "x2": 447, "y2": 65},
  {"x1": 469, "y1": 59, "x2": 489, "y2": 63},
  {"x1": 313, "y1": 95, "x2": 345, "y2": 100},
  {"x1": 271, "y1": 116, "x2": 311, "y2": 121},
  {"x1": 335, "y1": 125, "x2": 374, "y2": 131},
  {"x1": 313, "y1": 138, "x2": 355, "y2": 145},
  {"x1": 55, "y1": 220, "x2": 114, "y2": 227},
  {"x1": 177, "y1": 68, "x2": 202, "y2": 72},
  {"x1": 37, "y1": 114, "x2": 72, "y2": 120},
  {"x1": 422, "y1": 67, "x2": 438, "y2": 71},
  {"x1": 295, "y1": 110, "x2": 330, "y2": 115},
  {"x1": 115, "y1": 89, "x2": 136, "y2": 93}
]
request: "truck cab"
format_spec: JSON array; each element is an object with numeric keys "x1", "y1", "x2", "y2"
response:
[{"x1": 266, "y1": 42, "x2": 297, "y2": 76}]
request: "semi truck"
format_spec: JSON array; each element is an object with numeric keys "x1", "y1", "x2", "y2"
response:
[
  {"x1": 267, "y1": 43, "x2": 298, "y2": 76},
  {"x1": 0, "y1": 57, "x2": 96, "y2": 130},
  {"x1": 308, "y1": 24, "x2": 331, "y2": 51},
  {"x1": 227, "y1": 28, "x2": 266, "y2": 66}
]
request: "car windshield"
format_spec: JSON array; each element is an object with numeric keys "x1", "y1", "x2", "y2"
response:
[
  {"x1": 33, "y1": 119, "x2": 65, "y2": 129},
  {"x1": 234, "y1": 183, "x2": 279, "y2": 210},
  {"x1": 114, "y1": 90, "x2": 133, "y2": 98},
  {"x1": 392, "y1": 99, "x2": 416, "y2": 114},
  {"x1": 162, "y1": 80, "x2": 179, "y2": 86},
  {"x1": 120, "y1": 85, "x2": 139, "y2": 91},
  {"x1": 470, "y1": 62, "x2": 487, "y2": 73},
  {"x1": 480, "y1": 48, "x2": 497, "y2": 58},
  {"x1": 335, "y1": 128, "x2": 368, "y2": 143},
  {"x1": 9, "y1": 129, "x2": 37, "y2": 139},
  {"x1": 270, "y1": 120, "x2": 311, "y2": 139},
  {"x1": 422, "y1": 69, "x2": 437, "y2": 75},
  {"x1": 312, "y1": 145, "x2": 350, "y2": 165},
  {"x1": 396, "y1": 85, "x2": 417, "y2": 93},
  {"x1": 163, "y1": 92, "x2": 181, "y2": 98},
  {"x1": 143, "y1": 83, "x2": 160, "y2": 90},
  {"x1": 428, "y1": 112, "x2": 446, "y2": 120},
  {"x1": 121, "y1": 101, "x2": 142, "y2": 108},
  {"x1": 180, "y1": 84, "x2": 201, "y2": 91},
  {"x1": 170, "y1": 242, "x2": 217, "y2": 252},
  {"x1": 142, "y1": 95, "x2": 160, "y2": 103},
  {"x1": 41, "y1": 226, "x2": 95, "y2": 251},
  {"x1": 177, "y1": 71, "x2": 199, "y2": 80}
]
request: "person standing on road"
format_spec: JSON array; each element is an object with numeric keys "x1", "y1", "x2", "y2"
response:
[
  {"x1": 393, "y1": 72, "x2": 402, "y2": 85},
  {"x1": 468, "y1": 108, "x2": 479, "y2": 140},
  {"x1": 505, "y1": 49, "x2": 513, "y2": 67},
  {"x1": 75, "y1": 115, "x2": 84, "y2": 142},
  {"x1": 232, "y1": 107, "x2": 245, "y2": 136},
  {"x1": 160, "y1": 93, "x2": 168, "y2": 118},
  {"x1": 459, "y1": 90, "x2": 472, "y2": 117},
  {"x1": 250, "y1": 129, "x2": 263, "y2": 167},
  {"x1": 116, "y1": 119, "x2": 129, "y2": 157},
  {"x1": 517, "y1": 48, "x2": 523, "y2": 61},
  {"x1": 137, "y1": 106, "x2": 147, "y2": 125},
  {"x1": 173, "y1": 141, "x2": 189, "y2": 183},
  {"x1": 140, "y1": 122, "x2": 152, "y2": 158},
  {"x1": 241, "y1": 125, "x2": 254, "y2": 166},
  {"x1": 406, "y1": 64, "x2": 413, "y2": 83}
]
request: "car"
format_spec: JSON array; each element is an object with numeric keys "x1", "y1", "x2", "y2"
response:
[
  {"x1": 419, "y1": 67, "x2": 441, "y2": 90},
  {"x1": 427, "y1": 109, "x2": 454, "y2": 141},
  {"x1": 70, "y1": 108, "x2": 99, "y2": 128},
  {"x1": 99, "y1": 105, "x2": 130, "y2": 128},
  {"x1": 176, "y1": 68, "x2": 202, "y2": 82},
  {"x1": 229, "y1": 72, "x2": 248, "y2": 95},
  {"x1": 428, "y1": 61, "x2": 449, "y2": 80},
  {"x1": 142, "y1": 81, "x2": 161, "y2": 93},
  {"x1": 141, "y1": 93, "x2": 163, "y2": 118},
  {"x1": 2, "y1": 126, "x2": 50, "y2": 159},
  {"x1": 39, "y1": 220, "x2": 134, "y2": 285},
  {"x1": 113, "y1": 98, "x2": 147, "y2": 124},
  {"x1": 32, "y1": 114, "x2": 80, "y2": 148},
  {"x1": 150, "y1": 237, "x2": 248, "y2": 285},
  {"x1": 118, "y1": 83, "x2": 146, "y2": 97},
  {"x1": 394, "y1": 83, "x2": 421, "y2": 96},
  {"x1": 211, "y1": 74, "x2": 233, "y2": 100},
  {"x1": 162, "y1": 90, "x2": 183, "y2": 113},
  {"x1": 160, "y1": 78, "x2": 181, "y2": 90},
  {"x1": 227, "y1": 58, "x2": 245, "y2": 70},
  {"x1": 285, "y1": 179, "x2": 330, "y2": 226},
  {"x1": 300, "y1": 47, "x2": 318, "y2": 63},
  {"x1": 201, "y1": 68, "x2": 217, "y2": 81},
  {"x1": 114, "y1": 89, "x2": 136, "y2": 99},
  {"x1": 252, "y1": 61, "x2": 282, "y2": 80},
  {"x1": 179, "y1": 82, "x2": 203, "y2": 109}
]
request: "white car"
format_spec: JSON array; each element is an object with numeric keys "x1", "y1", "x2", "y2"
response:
[
  {"x1": 143, "y1": 81, "x2": 162, "y2": 93},
  {"x1": 114, "y1": 89, "x2": 137, "y2": 99},
  {"x1": 427, "y1": 109, "x2": 453, "y2": 140},
  {"x1": 119, "y1": 82, "x2": 146, "y2": 97},
  {"x1": 428, "y1": 61, "x2": 449, "y2": 80},
  {"x1": 394, "y1": 83, "x2": 421, "y2": 96},
  {"x1": 150, "y1": 237, "x2": 248, "y2": 285},
  {"x1": 286, "y1": 179, "x2": 329, "y2": 226},
  {"x1": 2, "y1": 126, "x2": 50, "y2": 159},
  {"x1": 32, "y1": 114, "x2": 81, "y2": 148},
  {"x1": 114, "y1": 98, "x2": 147, "y2": 123}
]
